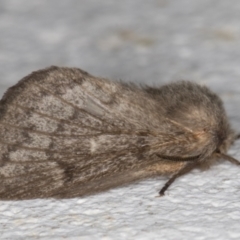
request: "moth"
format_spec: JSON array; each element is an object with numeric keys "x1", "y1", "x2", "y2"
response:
[{"x1": 0, "y1": 66, "x2": 239, "y2": 200}]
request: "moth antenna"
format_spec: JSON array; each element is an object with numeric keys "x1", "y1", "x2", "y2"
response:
[
  {"x1": 159, "y1": 162, "x2": 198, "y2": 196},
  {"x1": 218, "y1": 153, "x2": 240, "y2": 166},
  {"x1": 156, "y1": 154, "x2": 200, "y2": 162},
  {"x1": 166, "y1": 118, "x2": 193, "y2": 133}
]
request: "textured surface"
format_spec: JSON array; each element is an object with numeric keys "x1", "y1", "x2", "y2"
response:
[{"x1": 1, "y1": 0, "x2": 240, "y2": 239}]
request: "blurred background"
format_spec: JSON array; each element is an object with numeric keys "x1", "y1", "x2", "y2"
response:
[
  {"x1": 1, "y1": 0, "x2": 240, "y2": 90},
  {"x1": 1, "y1": 1, "x2": 240, "y2": 239}
]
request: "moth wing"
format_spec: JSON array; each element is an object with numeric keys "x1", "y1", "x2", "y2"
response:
[{"x1": 0, "y1": 67, "x2": 208, "y2": 199}]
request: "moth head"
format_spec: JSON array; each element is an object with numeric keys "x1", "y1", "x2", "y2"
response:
[
  {"x1": 215, "y1": 130, "x2": 233, "y2": 154},
  {"x1": 212, "y1": 110, "x2": 236, "y2": 155},
  {"x1": 211, "y1": 122, "x2": 240, "y2": 166}
]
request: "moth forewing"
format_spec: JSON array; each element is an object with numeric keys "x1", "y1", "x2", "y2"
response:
[{"x1": 0, "y1": 66, "x2": 238, "y2": 200}]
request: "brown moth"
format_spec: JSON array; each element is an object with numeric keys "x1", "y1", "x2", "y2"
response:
[{"x1": 0, "y1": 66, "x2": 239, "y2": 200}]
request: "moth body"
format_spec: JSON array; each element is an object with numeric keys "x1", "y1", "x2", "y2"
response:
[{"x1": 0, "y1": 66, "x2": 238, "y2": 200}]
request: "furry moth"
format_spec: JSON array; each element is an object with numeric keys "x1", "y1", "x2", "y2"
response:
[{"x1": 0, "y1": 66, "x2": 239, "y2": 200}]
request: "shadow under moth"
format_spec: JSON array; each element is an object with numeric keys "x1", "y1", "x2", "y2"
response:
[{"x1": 0, "y1": 66, "x2": 239, "y2": 200}]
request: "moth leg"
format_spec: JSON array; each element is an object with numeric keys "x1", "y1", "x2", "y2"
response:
[
  {"x1": 217, "y1": 153, "x2": 240, "y2": 166},
  {"x1": 159, "y1": 162, "x2": 198, "y2": 196},
  {"x1": 235, "y1": 134, "x2": 240, "y2": 140}
]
